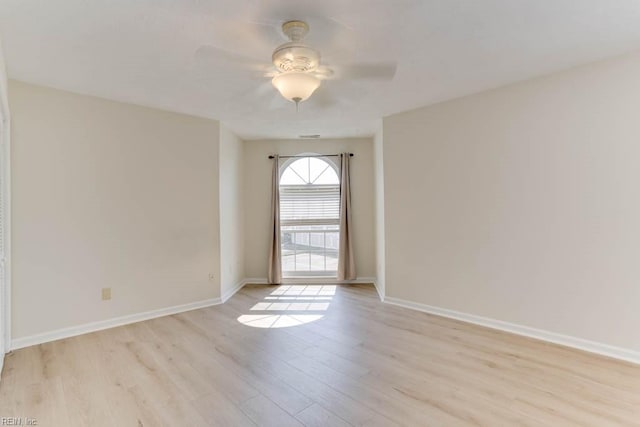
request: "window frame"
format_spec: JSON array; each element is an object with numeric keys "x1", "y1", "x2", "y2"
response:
[{"x1": 279, "y1": 154, "x2": 340, "y2": 278}]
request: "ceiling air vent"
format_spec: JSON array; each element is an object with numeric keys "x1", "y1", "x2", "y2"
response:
[{"x1": 299, "y1": 134, "x2": 320, "y2": 139}]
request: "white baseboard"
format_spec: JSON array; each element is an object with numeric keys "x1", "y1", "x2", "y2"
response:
[
  {"x1": 245, "y1": 276, "x2": 377, "y2": 285},
  {"x1": 243, "y1": 277, "x2": 269, "y2": 285},
  {"x1": 372, "y1": 280, "x2": 384, "y2": 302},
  {"x1": 221, "y1": 280, "x2": 248, "y2": 303},
  {"x1": 243, "y1": 276, "x2": 383, "y2": 302},
  {"x1": 10, "y1": 297, "x2": 222, "y2": 350},
  {"x1": 384, "y1": 297, "x2": 640, "y2": 365},
  {"x1": 345, "y1": 276, "x2": 377, "y2": 285}
]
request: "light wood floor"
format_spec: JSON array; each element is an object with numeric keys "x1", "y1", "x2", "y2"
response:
[{"x1": 1, "y1": 284, "x2": 639, "y2": 426}]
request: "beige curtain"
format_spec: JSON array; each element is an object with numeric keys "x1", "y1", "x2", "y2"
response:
[
  {"x1": 267, "y1": 155, "x2": 282, "y2": 284},
  {"x1": 337, "y1": 153, "x2": 356, "y2": 280}
]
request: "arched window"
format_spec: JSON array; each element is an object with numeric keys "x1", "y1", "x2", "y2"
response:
[{"x1": 280, "y1": 156, "x2": 340, "y2": 277}]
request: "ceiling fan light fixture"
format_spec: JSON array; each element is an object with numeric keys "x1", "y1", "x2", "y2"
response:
[{"x1": 272, "y1": 72, "x2": 321, "y2": 105}]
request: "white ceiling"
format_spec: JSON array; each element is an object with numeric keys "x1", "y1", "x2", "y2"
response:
[{"x1": 2, "y1": 0, "x2": 640, "y2": 140}]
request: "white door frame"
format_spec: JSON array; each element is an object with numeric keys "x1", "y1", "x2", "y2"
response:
[
  {"x1": 0, "y1": 39, "x2": 11, "y2": 355},
  {"x1": 0, "y1": 110, "x2": 10, "y2": 355}
]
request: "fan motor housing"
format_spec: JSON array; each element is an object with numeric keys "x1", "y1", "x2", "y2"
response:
[{"x1": 272, "y1": 42, "x2": 320, "y2": 73}]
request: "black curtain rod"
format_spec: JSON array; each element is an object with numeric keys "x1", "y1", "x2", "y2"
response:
[{"x1": 268, "y1": 153, "x2": 354, "y2": 159}]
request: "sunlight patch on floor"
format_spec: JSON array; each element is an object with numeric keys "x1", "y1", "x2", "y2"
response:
[{"x1": 237, "y1": 285, "x2": 335, "y2": 329}]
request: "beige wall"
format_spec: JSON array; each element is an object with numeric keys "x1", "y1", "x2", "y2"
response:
[
  {"x1": 383, "y1": 51, "x2": 640, "y2": 352},
  {"x1": 219, "y1": 125, "x2": 245, "y2": 297},
  {"x1": 243, "y1": 138, "x2": 376, "y2": 280},
  {"x1": 373, "y1": 126, "x2": 385, "y2": 297},
  {"x1": 10, "y1": 81, "x2": 221, "y2": 339}
]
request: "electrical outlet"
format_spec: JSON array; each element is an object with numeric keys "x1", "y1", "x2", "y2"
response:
[{"x1": 101, "y1": 287, "x2": 111, "y2": 300}]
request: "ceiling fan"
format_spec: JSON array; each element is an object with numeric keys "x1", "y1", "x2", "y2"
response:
[
  {"x1": 195, "y1": 19, "x2": 397, "y2": 111},
  {"x1": 270, "y1": 20, "x2": 326, "y2": 108}
]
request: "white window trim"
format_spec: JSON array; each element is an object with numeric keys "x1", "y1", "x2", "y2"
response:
[{"x1": 279, "y1": 154, "x2": 340, "y2": 278}]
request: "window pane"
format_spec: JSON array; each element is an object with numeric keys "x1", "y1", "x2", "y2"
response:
[
  {"x1": 280, "y1": 168, "x2": 306, "y2": 185},
  {"x1": 294, "y1": 252, "x2": 311, "y2": 271},
  {"x1": 325, "y1": 249, "x2": 339, "y2": 270},
  {"x1": 313, "y1": 166, "x2": 340, "y2": 184},
  {"x1": 290, "y1": 158, "x2": 310, "y2": 183},
  {"x1": 309, "y1": 158, "x2": 330, "y2": 183}
]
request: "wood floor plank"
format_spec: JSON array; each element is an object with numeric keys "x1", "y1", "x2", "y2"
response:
[
  {"x1": 22, "y1": 378, "x2": 71, "y2": 426},
  {"x1": 286, "y1": 354, "x2": 473, "y2": 426},
  {"x1": 1, "y1": 283, "x2": 639, "y2": 426},
  {"x1": 240, "y1": 395, "x2": 304, "y2": 427},
  {"x1": 295, "y1": 402, "x2": 352, "y2": 427},
  {"x1": 191, "y1": 390, "x2": 257, "y2": 427}
]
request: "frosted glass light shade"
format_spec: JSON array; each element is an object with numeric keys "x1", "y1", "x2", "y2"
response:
[{"x1": 272, "y1": 72, "x2": 321, "y2": 103}]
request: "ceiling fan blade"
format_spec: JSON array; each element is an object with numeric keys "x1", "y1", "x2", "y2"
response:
[
  {"x1": 228, "y1": 80, "x2": 272, "y2": 101},
  {"x1": 193, "y1": 45, "x2": 275, "y2": 82},
  {"x1": 312, "y1": 66, "x2": 335, "y2": 80},
  {"x1": 306, "y1": 84, "x2": 337, "y2": 109},
  {"x1": 299, "y1": 15, "x2": 357, "y2": 58},
  {"x1": 327, "y1": 62, "x2": 397, "y2": 81},
  {"x1": 267, "y1": 93, "x2": 291, "y2": 111},
  {"x1": 219, "y1": 81, "x2": 280, "y2": 116},
  {"x1": 194, "y1": 45, "x2": 264, "y2": 69},
  {"x1": 194, "y1": 14, "x2": 281, "y2": 56}
]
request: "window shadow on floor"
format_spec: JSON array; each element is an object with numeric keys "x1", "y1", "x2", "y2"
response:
[{"x1": 237, "y1": 285, "x2": 335, "y2": 328}]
